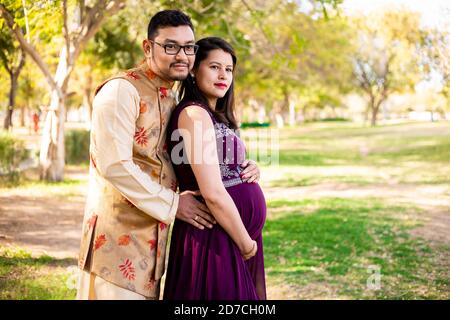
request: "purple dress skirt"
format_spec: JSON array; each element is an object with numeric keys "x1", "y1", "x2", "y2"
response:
[{"x1": 163, "y1": 100, "x2": 267, "y2": 300}]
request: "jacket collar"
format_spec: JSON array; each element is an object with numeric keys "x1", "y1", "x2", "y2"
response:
[{"x1": 138, "y1": 62, "x2": 175, "y2": 90}]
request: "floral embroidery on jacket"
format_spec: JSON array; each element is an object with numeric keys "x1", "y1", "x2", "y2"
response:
[
  {"x1": 119, "y1": 258, "x2": 136, "y2": 281},
  {"x1": 144, "y1": 279, "x2": 156, "y2": 291},
  {"x1": 118, "y1": 234, "x2": 131, "y2": 246},
  {"x1": 145, "y1": 69, "x2": 156, "y2": 80},
  {"x1": 139, "y1": 100, "x2": 148, "y2": 114},
  {"x1": 125, "y1": 71, "x2": 140, "y2": 80},
  {"x1": 94, "y1": 234, "x2": 107, "y2": 250},
  {"x1": 87, "y1": 214, "x2": 97, "y2": 230},
  {"x1": 159, "y1": 87, "x2": 169, "y2": 99},
  {"x1": 148, "y1": 239, "x2": 157, "y2": 250},
  {"x1": 134, "y1": 126, "x2": 149, "y2": 146}
]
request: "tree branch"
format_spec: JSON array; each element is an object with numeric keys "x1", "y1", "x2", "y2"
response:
[
  {"x1": 222, "y1": 18, "x2": 250, "y2": 50},
  {"x1": 13, "y1": 48, "x2": 26, "y2": 79},
  {"x1": 184, "y1": 1, "x2": 215, "y2": 14},
  {"x1": 240, "y1": 0, "x2": 279, "y2": 55},
  {"x1": 0, "y1": 3, "x2": 62, "y2": 98},
  {"x1": 64, "y1": 0, "x2": 125, "y2": 88},
  {"x1": 63, "y1": 0, "x2": 71, "y2": 67}
]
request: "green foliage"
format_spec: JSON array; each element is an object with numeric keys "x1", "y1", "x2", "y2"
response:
[
  {"x1": 0, "y1": 246, "x2": 76, "y2": 300},
  {"x1": 85, "y1": 15, "x2": 141, "y2": 70},
  {"x1": 233, "y1": 0, "x2": 354, "y2": 117},
  {"x1": 0, "y1": 131, "x2": 29, "y2": 182},
  {"x1": 64, "y1": 129, "x2": 90, "y2": 165},
  {"x1": 0, "y1": 18, "x2": 21, "y2": 70},
  {"x1": 1, "y1": 0, "x2": 448, "y2": 135}
]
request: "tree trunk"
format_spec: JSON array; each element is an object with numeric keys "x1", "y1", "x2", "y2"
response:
[
  {"x1": 370, "y1": 107, "x2": 378, "y2": 126},
  {"x1": 288, "y1": 99, "x2": 296, "y2": 126},
  {"x1": 20, "y1": 105, "x2": 26, "y2": 128},
  {"x1": 83, "y1": 71, "x2": 93, "y2": 127},
  {"x1": 39, "y1": 92, "x2": 66, "y2": 181},
  {"x1": 367, "y1": 93, "x2": 378, "y2": 127},
  {"x1": 3, "y1": 71, "x2": 19, "y2": 130},
  {"x1": 370, "y1": 98, "x2": 384, "y2": 127},
  {"x1": 39, "y1": 47, "x2": 68, "y2": 182}
]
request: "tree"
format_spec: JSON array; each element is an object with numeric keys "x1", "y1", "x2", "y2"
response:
[
  {"x1": 1, "y1": 0, "x2": 125, "y2": 181},
  {"x1": 74, "y1": 7, "x2": 143, "y2": 125},
  {"x1": 0, "y1": 16, "x2": 25, "y2": 130},
  {"x1": 235, "y1": 0, "x2": 352, "y2": 125},
  {"x1": 420, "y1": 26, "x2": 450, "y2": 118},
  {"x1": 350, "y1": 10, "x2": 423, "y2": 126}
]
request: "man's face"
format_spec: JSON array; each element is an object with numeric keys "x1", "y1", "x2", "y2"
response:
[{"x1": 143, "y1": 26, "x2": 195, "y2": 82}]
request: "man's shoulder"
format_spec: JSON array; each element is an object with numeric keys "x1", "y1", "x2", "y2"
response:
[{"x1": 95, "y1": 77, "x2": 139, "y2": 98}]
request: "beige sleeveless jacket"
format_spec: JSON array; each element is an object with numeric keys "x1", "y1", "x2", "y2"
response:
[{"x1": 78, "y1": 63, "x2": 179, "y2": 298}]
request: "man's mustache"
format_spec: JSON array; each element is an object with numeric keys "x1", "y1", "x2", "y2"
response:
[{"x1": 170, "y1": 62, "x2": 189, "y2": 68}]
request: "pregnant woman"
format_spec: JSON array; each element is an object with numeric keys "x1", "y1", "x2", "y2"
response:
[{"x1": 163, "y1": 37, "x2": 266, "y2": 300}]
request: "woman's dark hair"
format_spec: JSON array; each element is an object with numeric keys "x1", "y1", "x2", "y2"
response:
[
  {"x1": 147, "y1": 10, "x2": 194, "y2": 40},
  {"x1": 179, "y1": 37, "x2": 238, "y2": 130}
]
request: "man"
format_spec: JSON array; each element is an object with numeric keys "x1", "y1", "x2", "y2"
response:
[{"x1": 77, "y1": 10, "x2": 260, "y2": 300}]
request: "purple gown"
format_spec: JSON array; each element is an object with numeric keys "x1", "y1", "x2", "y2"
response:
[{"x1": 163, "y1": 100, "x2": 267, "y2": 300}]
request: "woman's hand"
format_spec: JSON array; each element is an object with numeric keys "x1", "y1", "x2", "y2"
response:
[
  {"x1": 241, "y1": 240, "x2": 258, "y2": 260},
  {"x1": 240, "y1": 159, "x2": 260, "y2": 183}
]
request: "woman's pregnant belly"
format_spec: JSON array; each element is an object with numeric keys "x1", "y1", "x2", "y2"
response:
[{"x1": 225, "y1": 182, "x2": 267, "y2": 237}]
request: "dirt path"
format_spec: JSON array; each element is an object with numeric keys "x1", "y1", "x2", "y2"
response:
[
  {"x1": 0, "y1": 195, "x2": 84, "y2": 259},
  {"x1": 1, "y1": 176, "x2": 449, "y2": 255},
  {"x1": 264, "y1": 183, "x2": 450, "y2": 244},
  {"x1": 0, "y1": 167, "x2": 87, "y2": 259}
]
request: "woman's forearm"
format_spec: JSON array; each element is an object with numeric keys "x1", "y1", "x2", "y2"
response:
[{"x1": 203, "y1": 190, "x2": 254, "y2": 255}]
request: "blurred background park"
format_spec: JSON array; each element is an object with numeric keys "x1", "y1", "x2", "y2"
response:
[{"x1": 0, "y1": 0, "x2": 449, "y2": 299}]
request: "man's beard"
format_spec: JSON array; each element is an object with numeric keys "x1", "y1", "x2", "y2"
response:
[
  {"x1": 152, "y1": 53, "x2": 190, "y2": 81},
  {"x1": 169, "y1": 72, "x2": 189, "y2": 81},
  {"x1": 168, "y1": 62, "x2": 190, "y2": 80}
]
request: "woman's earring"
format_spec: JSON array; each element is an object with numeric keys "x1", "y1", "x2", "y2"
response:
[{"x1": 191, "y1": 74, "x2": 195, "y2": 84}]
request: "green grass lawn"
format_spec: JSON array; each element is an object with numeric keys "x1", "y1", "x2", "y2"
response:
[
  {"x1": 1, "y1": 120, "x2": 449, "y2": 299},
  {"x1": 241, "y1": 121, "x2": 450, "y2": 299},
  {"x1": 0, "y1": 247, "x2": 77, "y2": 300},
  {"x1": 264, "y1": 197, "x2": 448, "y2": 299},
  {"x1": 253, "y1": 121, "x2": 450, "y2": 186}
]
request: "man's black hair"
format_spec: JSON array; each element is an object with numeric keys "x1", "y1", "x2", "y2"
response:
[{"x1": 147, "y1": 10, "x2": 194, "y2": 40}]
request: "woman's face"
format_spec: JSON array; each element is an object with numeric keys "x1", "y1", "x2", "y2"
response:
[{"x1": 193, "y1": 49, "x2": 234, "y2": 106}]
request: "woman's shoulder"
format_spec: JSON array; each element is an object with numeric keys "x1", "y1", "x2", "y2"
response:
[
  {"x1": 176, "y1": 99, "x2": 210, "y2": 112},
  {"x1": 169, "y1": 100, "x2": 214, "y2": 130},
  {"x1": 174, "y1": 100, "x2": 215, "y2": 120}
]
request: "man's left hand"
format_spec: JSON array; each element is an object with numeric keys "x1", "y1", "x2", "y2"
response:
[{"x1": 240, "y1": 159, "x2": 260, "y2": 183}]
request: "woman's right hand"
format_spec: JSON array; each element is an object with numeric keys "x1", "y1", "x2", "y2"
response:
[{"x1": 241, "y1": 240, "x2": 258, "y2": 260}]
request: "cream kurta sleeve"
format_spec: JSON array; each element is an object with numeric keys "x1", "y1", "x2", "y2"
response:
[{"x1": 91, "y1": 79, "x2": 179, "y2": 224}]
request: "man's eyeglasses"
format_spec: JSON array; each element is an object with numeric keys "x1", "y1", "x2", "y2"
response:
[{"x1": 150, "y1": 40, "x2": 198, "y2": 56}]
